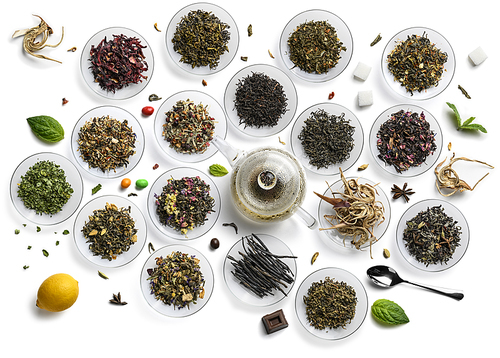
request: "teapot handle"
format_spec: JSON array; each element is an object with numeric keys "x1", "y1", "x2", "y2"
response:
[{"x1": 295, "y1": 206, "x2": 317, "y2": 229}]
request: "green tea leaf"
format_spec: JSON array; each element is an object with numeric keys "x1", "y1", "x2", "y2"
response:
[
  {"x1": 446, "y1": 102, "x2": 486, "y2": 133},
  {"x1": 462, "y1": 123, "x2": 487, "y2": 133},
  {"x1": 209, "y1": 164, "x2": 229, "y2": 177},
  {"x1": 446, "y1": 102, "x2": 462, "y2": 127},
  {"x1": 371, "y1": 299, "x2": 409, "y2": 325},
  {"x1": 92, "y1": 184, "x2": 102, "y2": 195},
  {"x1": 27, "y1": 115, "x2": 65, "y2": 143}
]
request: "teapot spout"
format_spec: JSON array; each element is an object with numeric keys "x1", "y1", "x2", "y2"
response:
[{"x1": 212, "y1": 135, "x2": 241, "y2": 168}]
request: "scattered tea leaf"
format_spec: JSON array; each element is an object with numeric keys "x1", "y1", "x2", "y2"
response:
[
  {"x1": 448, "y1": 142, "x2": 452, "y2": 151},
  {"x1": 56, "y1": 241, "x2": 60, "y2": 246},
  {"x1": 383, "y1": 248, "x2": 390, "y2": 258},
  {"x1": 222, "y1": 222, "x2": 238, "y2": 234},
  {"x1": 63, "y1": 229, "x2": 70, "y2": 235},
  {"x1": 311, "y1": 252, "x2": 319, "y2": 265},
  {"x1": 202, "y1": 79, "x2": 207, "y2": 86},
  {"x1": 268, "y1": 49, "x2": 274, "y2": 59},
  {"x1": 278, "y1": 137, "x2": 285, "y2": 145},
  {"x1": 23, "y1": 265, "x2": 29, "y2": 270},
  {"x1": 371, "y1": 299, "x2": 409, "y2": 325},
  {"x1": 241, "y1": 56, "x2": 248, "y2": 61},
  {"x1": 98, "y1": 271, "x2": 109, "y2": 280},
  {"x1": 15, "y1": 229, "x2": 20, "y2": 235},
  {"x1": 358, "y1": 164, "x2": 369, "y2": 171},
  {"x1": 154, "y1": 23, "x2": 161, "y2": 32},
  {"x1": 148, "y1": 242, "x2": 155, "y2": 254},
  {"x1": 247, "y1": 24, "x2": 253, "y2": 37},
  {"x1": 42, "y1": 249, "x2": 49, "y2": 257},
  {"x1": 458, "y1": 85, "x2": 471, "y2": 99},
  {"x1": 370, "y1": 33, "x2": 382, "y2": 46},
  {"x1": 92, "y1": 184, "x2": 102, "y2": 195},
  {"x1": 27, "y1": 246, "x2": 32, "y2": 250},
  {"x1": 37, "y1": 226, "x2": 41, "y2": 232}
]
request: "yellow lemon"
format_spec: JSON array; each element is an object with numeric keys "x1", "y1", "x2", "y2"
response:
[{"x1": 36, "y1": 273, "x2": 79, "y2": 312}]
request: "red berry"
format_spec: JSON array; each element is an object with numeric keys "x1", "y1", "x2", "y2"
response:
[{"x1": 142, "y1": 106, "x2": 154, "y2": 116}]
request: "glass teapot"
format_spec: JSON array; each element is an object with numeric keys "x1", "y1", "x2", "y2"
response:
[{"x1": 212, "y1": 135, "x2": 316, "y2": 228}]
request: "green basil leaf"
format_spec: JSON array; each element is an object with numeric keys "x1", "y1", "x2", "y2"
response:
[
  {"x1": 209, "y1": 164, "x2": 229, "y2": 177},
  {"x1": 27, "y1": 115, "x2": 64, "y2": 143},
  {"x1": 371, "y1": 299, "x2": 409, "y2": 325}
]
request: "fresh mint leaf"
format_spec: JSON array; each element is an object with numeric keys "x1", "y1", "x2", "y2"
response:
[
  {"x1": 209, "y1": 164, "x2": 229, "y2": 177},
  {"x1": 446, "y1": 102, "x2": 486, "y2": 133},
  {"x1": 371, "y1": 299, "x2": 409, "y2": 325}
]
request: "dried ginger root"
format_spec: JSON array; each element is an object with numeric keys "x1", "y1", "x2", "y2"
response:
[
  {"x1": 434, "y1": 153, "x2": 494, "y2": 196},
  {"x1": 12, "y1": 15, "x2": 64, "y2": 63}
]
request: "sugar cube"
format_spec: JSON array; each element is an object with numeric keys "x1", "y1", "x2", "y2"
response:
[
  {"x1": 468, "y1": 47, "x2": 488, "y2": 66},
  {"x1": 358, "y1": 90, "x2": 373, "y2": 107},
  {"x1": 353, "y1": 62, "x2": 372, "y2": 81}
]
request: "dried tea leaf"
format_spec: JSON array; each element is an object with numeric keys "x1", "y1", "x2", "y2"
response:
[
  {"x1": 358, "y1": 164, "x2": 369, "y2": 171},
  {"x1": 311, "y1": 252, "x2": 319, "y2": 265}
]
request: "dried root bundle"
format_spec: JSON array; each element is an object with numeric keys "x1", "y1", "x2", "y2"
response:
[
  {"x1": 435, "y1": 153, "x2": 494, "y2": 196},
  {"x1": 12, "y1": 15, "x2": 64, "y2": 63}
]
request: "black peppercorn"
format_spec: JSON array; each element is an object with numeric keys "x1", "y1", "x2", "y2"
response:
[{"x1": 210, "y1": 238, "x2": 220, "y2": 249}]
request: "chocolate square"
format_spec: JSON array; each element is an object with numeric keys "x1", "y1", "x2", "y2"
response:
[{"x1": 262, "y1": 309, "x2": 288, "y2": 334}]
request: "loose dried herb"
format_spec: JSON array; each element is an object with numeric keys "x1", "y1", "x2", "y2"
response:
[
  {"x1": 78, "y1": 115, "x2": 137, "y2": 172},
  {"x1": 98, "y1": 271, "x2": 109, "y2": 280},
  {"x1": 162, "y1": 99, "x2": 215, "y2": 154},
  {"x1": 154, "y1": 176, "x2": 215, "y2": 235},
  {"x1": 222, "y1": 222, "x2": 238, "y2": 234},
  {"x1": 91, "y1": 184, "x2": 102, "y2": 195},
  {"x1": 458, "y1": 85, "x2": 471, "y2": 99},
  {"x1": 311, "y1": 252, "x2": 319, "y2": 265},
  {"x1": 287, "y1": 20, "x2": 346, "y2": 74},
  {"x1": 89, "y1": 34, "x2": 148, "y2": 93},
  {"x1": 147, "y1": 251, "x2": 205, "y2": 309},
  {"x1": 435, "y1": 153, "x2": 494, "y2": 196},
  {"x1": 12, "y1": 15, "x2": 64, "y2": 63},
  {"x1": 15, "y1": 229, "x2": 20, "y2": 235},
  {"x1": 370, "y1": 33, "x2": 382, "y2": 47},
  {"x1": 82, "y1": 202, "x2": 138, "y2": 261},
  {"x1": 42, "y1": 249, "x2": 49, "y2": 257},
  {"x1": 304, "y1": 277, "x2": 357, "y2": 330},
  {"x1": 17, "y1": 160, "x2": 73, "y2": 215}
]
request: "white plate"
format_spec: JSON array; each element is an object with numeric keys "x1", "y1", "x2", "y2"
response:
[
  {"x1": 279, "y1": 9, "x2": 353, "y2": 83},
  {"x1": 369, "y1": 104, "x2": 443, "y2": 177},
  {"x1": 10, "y1": 152, "x2": 84, "y2": 226},
  {"x1": 140, "y1": 244, "x2": 214, "y2": 317},
  {"x1": 290, "y1": 102, "x2": 363, "y2": 175},
  {"x1": 295, "y1": 267, "x2": 368, "y2": 340},
  {"x1": 396, "y1": 199, "x2": 469, "y2": 272},
  {"x1": 73, "y1": 195, "x2": 147, "y2": 268},
  {"x1": 223, "y1": 233, "x2": 297, "y2": 306},
  {"x1": 224, "y1": 64, "x2": 298, "y2": 137},
  {"x1": 153, "y1": 90, "x2": 227, "y2": 163},
  {"x1": 71, "y1": 105, "x2": 145, "y2": 179},
  {"x1": 147, "y1": 167, "x2": 221, "y2": 240},
  {"x1": 80, "y1": 26, "x2": 154, "y2": 100},
  {"x1": 166, "y1": 2, "x2": 239, "y2": 75},
  {"x1": 381, "y1": 27, "x2": 455, "y2": 100}
]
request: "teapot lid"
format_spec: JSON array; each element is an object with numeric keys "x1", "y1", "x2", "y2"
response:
[{"x1": 232, "y1": 146, "x2": 306, "y2": 218}]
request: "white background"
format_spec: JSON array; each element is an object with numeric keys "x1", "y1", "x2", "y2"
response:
[{"x1": 1, "y1": 0, "x2": 497, "y2": 356}]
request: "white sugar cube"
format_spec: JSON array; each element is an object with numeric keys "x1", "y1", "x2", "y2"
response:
[
  {"x1": 353, "y1": 62, "x2": 372, "y2": 81},
  {"x1": 468, "y1": 46, "x2": 488, "y2": 66},
  {"x1": 358, "y1": 90, "x2": 373, "y2": 107}
]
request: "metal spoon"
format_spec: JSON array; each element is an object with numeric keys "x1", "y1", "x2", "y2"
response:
[{"x1": 366, "y1": 265, "x2": 464, "y2": 301}]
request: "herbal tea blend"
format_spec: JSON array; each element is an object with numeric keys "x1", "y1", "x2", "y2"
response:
[
  {"x1": 77, "y1": 115, "x2": 137, "y2": 172},
  {"x1": 298, "y1": 109, "x2": 355, "y2": 169},
  {"x1": 227, "y1": 234, "x2": 296, "y2": 298},
  {"x1": 234, "y1": 72, "x2": 288, "y2": 128},
  {"x1": 154, "y1": 176, "x2": 215, "y2": 235},
  {"x1": 403, "y1": 205, "x2": 461, "y2": 266},
  {"x1": 172, "y1": 9, "x2": 230, "y2": 69},
  {"x1": 287, "y1": 20, "x2": 346, "y2": 74},
  {"x1": 315, "y1": 168, "x2": 385, "y2": 256},
  {"x1": 89, "y1": 34, "x2": 149, "y2": 93},
  {"x1": 162, "y1": 99, "x2": 215, "y2": 154},
  {"x1": 376, "y1": 110, "x2": 437, "y2": 173},
  {"x1": 82, "y1": 202, "x2": 138, "y2": 261},
  {"x1": 387, "y1": 32, "x2": 448, "y2": 95},
  {"x1": 303, "y1": 277, "x2": 357, "y2": 330},
  {"x1": 147, "y1": 251, "x2": 205, "y2": 309},
  {"x1": 17, "y1": 160, "x2": 73, "y2": 215}
]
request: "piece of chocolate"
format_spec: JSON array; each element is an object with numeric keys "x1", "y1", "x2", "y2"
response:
[{"x1": 262, "y1": 309, "x2": 288, "y2": 334}]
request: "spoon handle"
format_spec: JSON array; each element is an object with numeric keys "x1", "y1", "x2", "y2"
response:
[{"x1": 404, "y1": 280, "x2": 464, "y2": 301}]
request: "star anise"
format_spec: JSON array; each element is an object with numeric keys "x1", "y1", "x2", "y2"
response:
[
  {"x1": 391, "y1": 183, "x2": 414, "y2": 202},
  {"x1": 109, "y1": 292, "x2": 127, "y2": 305}
]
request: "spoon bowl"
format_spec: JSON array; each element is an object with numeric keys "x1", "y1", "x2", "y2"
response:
[{"x1": 367, "y1": 265, "x2": 464, "y2": 301}]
